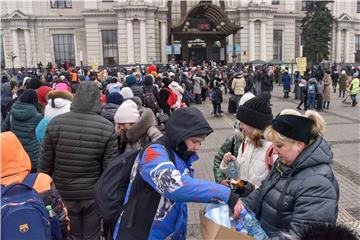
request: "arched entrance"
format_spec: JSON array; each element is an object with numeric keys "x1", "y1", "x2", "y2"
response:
[{"x1": 170, "y1": 2, "x2": 242, "y2": 64}]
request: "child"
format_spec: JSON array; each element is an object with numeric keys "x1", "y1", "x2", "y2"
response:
[
  {"x1": 211, "y1": 81, "x2": 223, "y2": 117},
  {"x1": 307, "y1": 78, "x2": 317, "y2": 110}
]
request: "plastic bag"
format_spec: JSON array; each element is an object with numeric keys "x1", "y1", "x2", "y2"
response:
[{"x1": 204, "y1": 203, "x2": 231, "y2": 229}]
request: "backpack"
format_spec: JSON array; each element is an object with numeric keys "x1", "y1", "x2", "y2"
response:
[
  {"x1": 1, "y1": 173, "x2": 52, "y2": 239},
  {"x1": 164, "y1": 88, "x2": 178, "y2": 107},
  {"x1": 308, "y1": 83, "x2": 316, "y2": 96},
  {"x1": 143, "y1": 88, "x2": 159, "y2": 113},
  {"x1": 94, "y1": 138, "x2": 175, "y2": 225}
]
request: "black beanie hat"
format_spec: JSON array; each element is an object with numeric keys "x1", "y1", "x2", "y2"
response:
[
  {"x1": 107, "y1": 92, "x2": 124, "y2": 105},
  {"x1": 19, "y1": 89, "x2": 38, "y2": 105},
  {"x1": 272, "y1": 114, "x2": 316, "y2": 144},
  {"x1": 236, "y1": 92, "x2": 273, "y2": 130}
]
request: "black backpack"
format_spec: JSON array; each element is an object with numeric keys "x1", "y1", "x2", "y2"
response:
[
  {"x1": 143, "y1": 88, "x2": 159, "y2": 113},
  {"x1": 94, "y1": 138, "x2": 175, "y2": 225}
]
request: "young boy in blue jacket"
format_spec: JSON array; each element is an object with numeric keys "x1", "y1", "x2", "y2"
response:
[{"x1": 114, "y1": 107, "x2": 243, "y2": 239}]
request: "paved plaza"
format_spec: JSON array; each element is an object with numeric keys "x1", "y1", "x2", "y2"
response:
[{"x1": 186, "y1": 85, "x2": 360, "y2": 239}]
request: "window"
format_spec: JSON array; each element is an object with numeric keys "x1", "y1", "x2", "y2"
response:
[
  {"x1": 273, "y1": 30, "x2": 282, "y2": 61},
  {"x1": 358, "y1": 0, "x2": 360, "y2": 13},
  {"x1": 53, "y1": 34, "x2": 75, "y2": 66},
  {"x1": 102, "y1": 30, "x2": 118, "y2": 66},
  {"x1": 302, "y1": 0, "x2": 312, "y2": 11},
  {"x1": 272, "y1": 0, "x2": 280, "y2": 5},
  {"x1": 1, "y1": 36, "x2": 5, "y2": 69},
  {"x1": 356, "y1": 34, "x2": 360, "y2": 63},
  {"x1": 51, "y1": 0, "x2": 72, "y2": 8}
]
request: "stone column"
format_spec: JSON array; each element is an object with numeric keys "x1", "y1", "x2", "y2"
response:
[
  {"x1": 227, "y1": 34, "x2": 233, "y2": 63},
  {"x1": 260, "y1": 20, "x2": 267, "y2": 61},
  {"x1": 139, "y1": 19, "x2": 147, "y2": 64},
  {"x1": 248, "y1": 20, "x2": 255, "y2": 61},
  {"x1": 11, "y1": 29, "x2": 20, "y2": 68},
  {"x1": 24, "y1": 29, "x2": 33, "y2": 68},
  {"x1": 336, "y1": 28, "x2": 342, "y2": 63},
  {"x1": 160, "y1": 20, "x2": 167, "y2": 64},
  {"x1": 126, "y1": 19, "x2": 134, "y2": 64},
  {"x1": 344, "y1": 29, "x2": 349, "y2": 63}
]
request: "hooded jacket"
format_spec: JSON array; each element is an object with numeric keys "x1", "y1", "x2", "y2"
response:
[
  {"x1": 38, "y1": 81, "x2": 118, "y2": 201},
  {"x1": 2, "y1": 101, "x2": 42, "y2": 168},
  {"x1": 101, "y1": 102, "x2": 120, "y2": 124},
  {"x1": 118, "y1": 108, "x2": 162, "y2": 154},
  {"x1": 1, "y1": 131, "x2": 70, "y2": 237},
  {"x1": 35, "y1": 90, "x2": 74, "y2": 144},
  {"x1": 242, "y1": 136, "x2": 339, "y2": 239},
  {"x1": 115, "y1": 107, "x2": 238, "y2": 239}
]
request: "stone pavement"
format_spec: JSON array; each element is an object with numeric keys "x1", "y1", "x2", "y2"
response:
[{"x1": 186, "y1": 84, "x2": 360, "y2": 239}]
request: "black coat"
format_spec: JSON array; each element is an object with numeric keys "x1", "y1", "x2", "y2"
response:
[
  {"x1": 38, "y1": 81, "x2": 118, "y2": 201},
  {"x1": 243, "y1": 136, "x2": 339, "y2": 239}
]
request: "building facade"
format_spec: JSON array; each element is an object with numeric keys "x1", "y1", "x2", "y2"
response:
[{"x1": 1, "y1": 0, "x2": 359, "y2": 69}]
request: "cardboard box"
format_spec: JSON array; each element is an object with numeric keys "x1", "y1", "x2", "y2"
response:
[{"x1": 199, "y1": 210, "x2": 254, "y2": 240}]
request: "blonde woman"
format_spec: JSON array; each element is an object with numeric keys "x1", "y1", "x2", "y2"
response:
[
  {"x1": 220, "y1": 93, "x2": 276, "y2": 196},
  {"x1": 237, "y1": 109, "x2": 339, "y2": 239}
]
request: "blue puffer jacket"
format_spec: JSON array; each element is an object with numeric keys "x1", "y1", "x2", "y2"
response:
[
  {"x1": 282, "y1": 72, "x2": 291, "y2": 92},
  {"x1": 2, "y1": 101, "x2": 42, "y2": 168},
  {"x1": 114, "y1": 107, "x2": 237, "y2": 240}
]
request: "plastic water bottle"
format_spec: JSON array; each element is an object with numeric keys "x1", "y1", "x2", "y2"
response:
[
  {"x1": 235, "y1": 222, "x2": 248, "y2": 234},
  {"x1": 241, "y1": 208, "x2": 268, "y2": 240},
  {"x1": 46, "y1": 205, "x2": 62, "y2": 240},
  {"x1": 228, "y1": 161, "x2": 238, "y2": 180}
]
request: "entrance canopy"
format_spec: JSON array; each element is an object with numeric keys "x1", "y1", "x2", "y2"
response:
[{"x1": 170, "y1": 2, "x2": 242, "y2": 41}]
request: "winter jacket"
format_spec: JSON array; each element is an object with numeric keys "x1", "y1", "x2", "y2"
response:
[
  {"x1": 349, "y1": 78, "x2": 360, "y2": 95},
  {"x1": 282, "y1": 72, "x2": 291, "y2": 92},
  {"x1": 2, "y1": 101, "x2": 42, "y2": 169},
  {"x1": 35, "y1": 90, "x2": 74, "y2": 144},
  {"x1": 242, "y1": 136, "x2": 339, "y2": 239},
  {"x1": 220, "y1": 138, "x2": 275, "y2": 188},
  {"x1": 38, "y1": 81, "x2": 118, "y2": 201},
  {"x1": 211, "y1": 87, "x2": 223, "y2": 104},
  {"x1": 115, "y1": 107, "x2": 238, "y2": 240},
  {"x1": 1, "y1": 131, "x2": 69, "y2": 238},
  {"x1": 101, "y1": 103, "x2": 120, "y2": 124},
  {"x1": 339, "y1": 73, "x2": 348, "y2": 91},
  {"x1": 323, "y1": 73, "x2": 332, "y2": 101},
  {"x1": 118, "y1": 108, "x2": 162, "y2": 154},
  {"x1": 213, "y1": 133, "x2": 243, "y2": 183},
  {"x1": 158, "y1": 87, "x2": 172, "y2": 116},
  {"x1": 231, "y1": 75, "x2": 246, "y2": 96},
  {"x1": 130, "y1": 85, "x2": 144, "y2": 103}
]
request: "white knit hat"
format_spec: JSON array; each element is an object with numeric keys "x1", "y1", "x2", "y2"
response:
[
  {"x1": 114, "y1": 100, "x2": 140, "y2": 124},
  {"x1": 120, "y1": 87, "x2": 134, "y2": 99},
  {"x1": 239, "y1": 92, "x2": 255, "y2": 106}
]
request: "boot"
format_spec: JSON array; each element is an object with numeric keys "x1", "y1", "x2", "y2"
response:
[
  {"x1": 326, "y1": 102, "x2": 330, "y2": 109},
  {"x1": 323, "y1": 102, "x2": 326, "y2": 109}
]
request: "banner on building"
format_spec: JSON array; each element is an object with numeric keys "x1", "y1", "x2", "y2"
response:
[
  {"x1": 227, "y1": 45, "x2": 233, "y2": 54},
  {"x1": 235, "y1": 44, "x2": 241, "y2": 54},
  {"x1": 166, "y1": 45, "x2": 173, "y2": 55},
  {"x1": 174, "y1": 44, "x2": 181, "y2": 55}
]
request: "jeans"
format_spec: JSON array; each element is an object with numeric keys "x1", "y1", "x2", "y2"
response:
[
  {"x1": 64, "y1": 200, "x2": 101, "y2": 240},
  {"x1": 351, "y1": 94, "x2": 357, "y2": 106},
  {"x1": 307, "y1": 95, "x2": 316, "y2": 109},
  {"x1": 213, "y1": 103, "x2": 222, "y2": 115}
]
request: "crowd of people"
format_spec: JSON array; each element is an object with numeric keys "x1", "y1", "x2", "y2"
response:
[{"x1": 1, "y1": 60, "x2": 359, "y2": 240}]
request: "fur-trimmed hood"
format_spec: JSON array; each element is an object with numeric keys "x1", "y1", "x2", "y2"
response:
[
  {"x1": 47, "y1": 90, "x2": 74, "y2": 102},
  {"x1": 44, "y1": 90, "x2": 73, "y2": 118},
  {"x1": 126, "y1": 108, "x2": 160, "y2": 143}
]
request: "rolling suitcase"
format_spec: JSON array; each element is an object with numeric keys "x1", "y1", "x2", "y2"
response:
[{"x1": 228, "y1": 95, "x2": 238, "y2": 113}]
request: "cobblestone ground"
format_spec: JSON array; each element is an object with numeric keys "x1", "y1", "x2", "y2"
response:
[{"x1": 186, "y1": 84, "x2": 360, "y2": 239}]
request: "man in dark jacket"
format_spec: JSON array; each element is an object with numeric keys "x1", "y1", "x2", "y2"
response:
[{"x1": 38, "y1": 81, "x2": 118, "y2": 240}]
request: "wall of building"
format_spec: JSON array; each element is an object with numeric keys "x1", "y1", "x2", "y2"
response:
[{"x1": 1, "y1": 0, "x2": 359, "y2": 68}]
